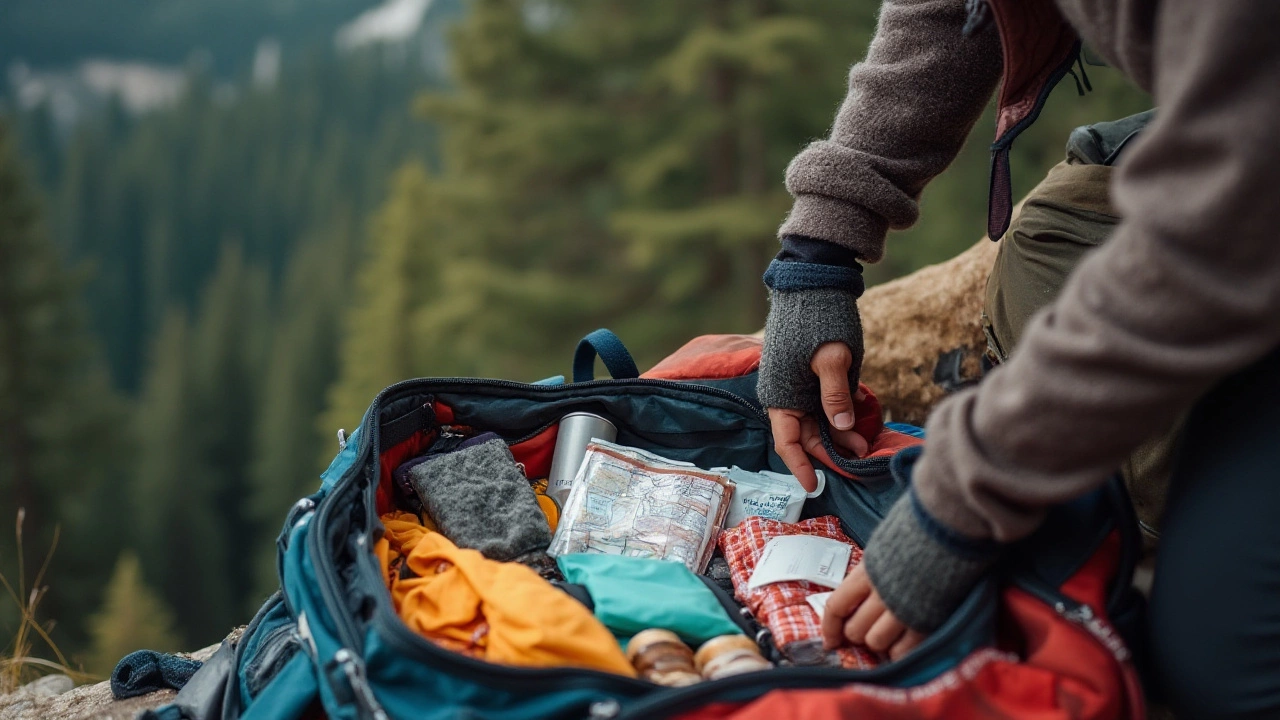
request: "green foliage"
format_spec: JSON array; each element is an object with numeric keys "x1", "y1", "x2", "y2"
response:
[
  {"x1": 40, "y1": 48, "x2": 439, "y2": 391},
  {"x1": 6, "y1": 0, "x2": 1153, "y2": 659},
  {"x1": 133, "y1": 245, "x2": 270, "y2": 647},
  {"x1": 249, "y1": 225, "x2": 357, "y2": 599},
  {"x1": 0, "y1": 120, "x2": 129, "y2": 653},
  {"x1": 86, "y1": 552, "x2": 181, "y2": 677},
  {"x1": 8, "y1": 42, "x2": 442, "y2": 652},
  {"x1": 328, "y1": 0, "x2": 882, "y2": 412},
  {"x1": 0, "y1": 0, "x2": 381, "y2": 74},
  {"x1": 322, "y1": 166, "x2": 431, "y2": 435}
]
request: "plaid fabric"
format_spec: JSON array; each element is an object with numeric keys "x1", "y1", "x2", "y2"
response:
[{"x1": 719, "y1": 515, "x2": 879, "y2": 669}]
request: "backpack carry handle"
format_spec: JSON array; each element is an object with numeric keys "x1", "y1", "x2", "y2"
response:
[{"x1": 573, "y1": 328, "x2": 640, "y2": 383}]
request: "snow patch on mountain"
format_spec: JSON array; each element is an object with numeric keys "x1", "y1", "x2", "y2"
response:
[{"x1": 336, "y1": 0, "x2": 434, "y2": 50}]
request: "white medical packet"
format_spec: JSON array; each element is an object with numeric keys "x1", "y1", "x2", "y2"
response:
[
  {"x1": 718, "y1": 466, "x2": 826, "y2": 527},
  {"x1": 747, "y1": 535, "x2": 853, "y2": 591}
]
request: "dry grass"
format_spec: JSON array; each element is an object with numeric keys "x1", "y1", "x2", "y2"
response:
[{"x1": 0, "y1": 509, "x2": 96, "y2": 694}]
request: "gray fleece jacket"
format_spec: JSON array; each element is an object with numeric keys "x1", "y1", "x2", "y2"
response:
[{"x1": 761, "y1": 0, "x2": 1280, "y2": 632}]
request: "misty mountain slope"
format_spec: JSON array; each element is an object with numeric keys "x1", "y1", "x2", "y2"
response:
[{"x1": 0, "y1": 0, "x2": 383, "y2": 74}]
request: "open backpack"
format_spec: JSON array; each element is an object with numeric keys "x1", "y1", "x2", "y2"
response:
[{"x1": 149, "y1": 330, "x2": 1148, "y2": 720}]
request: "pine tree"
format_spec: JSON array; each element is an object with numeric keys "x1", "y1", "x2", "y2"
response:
[
  {"x1": 190, "y1": 244, "x2": 271, "y2": 613},
  {"x1": 86, "y1": 552, "x2": 181, "y2": 677},
  {"x1": 0, "y1": 119, "x2": 129, "y2": 648},
  {"x1": 606, "y1": 0, "x2": 877, "y2": 348},
  {"x1": 321, "y1": 166, "x2": 430, "y2": 439},
  {"x1": 249, "y1": 226, "x2": 354, "y2": 599},
  {"x1": 31, "y1": 46, "x2": 440, "y2": 391},
  {"x1": 133, "y1": 244, "x2": 270, "y2": 645},
  {"x1": 133, "y1": 310, "x2": 230, "y2": 648},
  {"x1": 324, "y1": 0, "x2": 884, "y2": 404}
]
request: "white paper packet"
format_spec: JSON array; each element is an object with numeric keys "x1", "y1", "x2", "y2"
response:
[
  {"x1": 717, "y1": 466, "x2": 826, "y2": 527},
  {"x1": 747, "y1": 535, "x2": 852, "y2": 590}
]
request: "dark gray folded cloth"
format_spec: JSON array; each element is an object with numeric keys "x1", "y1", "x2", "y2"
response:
[
  {"x1": 111, "y1": 650, "x2": 202, "y2": 699},
  {"x1": 409, "y1": 437, "x2": 552, "y2": 562}
]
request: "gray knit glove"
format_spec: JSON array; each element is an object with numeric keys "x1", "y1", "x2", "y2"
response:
[
  {"x1": 757, "y1": 287, "x2": 864, "y2": 413},
  {"x1": 861, "y1": 451, "x2": 1001, "y2": 632}
]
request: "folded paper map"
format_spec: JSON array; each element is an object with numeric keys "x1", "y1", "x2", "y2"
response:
[{"x1": 548, "y1": 440, "x2": 734, "y2": 574}]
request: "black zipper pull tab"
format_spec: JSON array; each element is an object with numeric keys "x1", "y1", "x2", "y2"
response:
[
  {"x1": 333, "y1": 648, "x2": 390, "y2": 720},
  {"x1": 1077, "y1": 53, "x2": 1093, "y2": 92}
]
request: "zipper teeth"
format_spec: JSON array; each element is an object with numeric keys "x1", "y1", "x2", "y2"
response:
[
  {"x1": 313, "y1": 375, "x2": 902, "y2": 701},
  {"x1": 509, "y1": 420, "x2": 558, "y2": 445},
  {"x1": 1015, "y1": 578, "x2": 1133, "y2": 663},
  {"x1": 310, "y1": 485, "x2": 364, "y2": 652},
  {"x1": 993, "y1": 40, "x2": 1084, "y2": 151},
  {"x1": 314, "y1": 377, "x2": 773, "y2": 660},
  {"x1": 618, "y1": 668, "x2": 892, "y2": 719},
  {"x1": 359, "y1": 377, "x2": 772, "y2": 690},
  {"x1": 620, "y1": 578, "x2": 1003, "y2": 718}
]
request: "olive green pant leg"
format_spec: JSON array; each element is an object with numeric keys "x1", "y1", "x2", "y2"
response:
[
  {"x1": 982, "y1": 161, "x2": 1117, "y2": 360},
  {"x1": 981, "y1": 160, "x2": 1177, "y2": 563}
]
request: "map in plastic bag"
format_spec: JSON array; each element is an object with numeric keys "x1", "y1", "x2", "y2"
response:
[{"x1": 548, "y1": 440, "x2": 735, "y2": 574}]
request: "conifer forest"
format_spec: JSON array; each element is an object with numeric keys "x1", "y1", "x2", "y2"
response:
[{"x1": 0, "y1": 0, "x2": 1150, "y2": 671}]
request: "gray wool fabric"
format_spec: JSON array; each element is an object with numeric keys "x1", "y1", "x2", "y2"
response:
[
  {"x1": 409, "y1": 438, "x2": 551, "y2": 563},
  {"x1": 757, "y1": 288, "x2": 863, "y2": 414},
  {"x1": 776, "y1": 0, "x2": 1003, "y2": 263},
  {"x1": 770, "y1": 0, "x2": 1280, "y2": 633},
  {"x1": 861, "y1": 495, "x2": 995, "y2": 633}
]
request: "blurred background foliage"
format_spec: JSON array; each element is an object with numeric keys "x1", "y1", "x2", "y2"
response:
[{"x1": 0, "y1": 0, "x2": 1149, "y2": 668}]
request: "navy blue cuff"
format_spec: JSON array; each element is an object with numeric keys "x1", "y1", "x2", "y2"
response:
[
  {"x1": 777, "y1": 234, "x2": 865, "y2": 268},
  {"x1": 763, "y1": 260, "x2": 866, "y2": 296},
  {"x1": 908, "y1": 488, "x2": 1003, "y2": 561},
  {"x1": 889, "y1": 445, "x2": 1003, "y2": 560}
]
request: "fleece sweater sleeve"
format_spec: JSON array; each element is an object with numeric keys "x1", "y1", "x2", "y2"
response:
[
  {"x1": 759, "y1": 0, "x2": 1002, "y2": 412},
  {"x1": 777, "y1": 0, "x2": 1003, "y2": 263},
  {"x1": 865, "y1": 0, "x2": 1280, "y2": 631}
]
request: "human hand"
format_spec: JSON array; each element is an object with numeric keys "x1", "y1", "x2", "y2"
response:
[
  {"x1": 821, "y1": 563, "x2": 926, "y2": 661},
  {"x1": 768, "y1": 342, "x2": 870, "y2": 491}
]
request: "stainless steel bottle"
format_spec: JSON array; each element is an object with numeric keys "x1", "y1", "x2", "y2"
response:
[{"x1": 546, "y1": 412, "x2": 617, "y2": 508}]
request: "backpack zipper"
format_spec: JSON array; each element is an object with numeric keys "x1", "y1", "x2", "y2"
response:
[
  {"x1": 612, "y1": 578, "x2": 999, "y2": 719},
  {"x1": 370, "y1": 605, "x2": 655, "y2": 694},
  {"x1": 307, "y1": 376, "x2": 907, "y2": 714},
  {"x1": 1014, "y1": 578, "x2": 1132, "y2": 664},
  {"x1": 332, "y1": 648, "x2": 391, "y2": 720},
  {"x1": 309, "y1": 378, "x2": 772, "y2": 670},
  {"x1": 309, "y1": 491, "x2": 366, "y2": 652}
]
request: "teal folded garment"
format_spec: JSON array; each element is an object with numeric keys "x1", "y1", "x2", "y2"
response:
[{"x1": 556, "y1": 554, "x2": 743, "y2": 646}]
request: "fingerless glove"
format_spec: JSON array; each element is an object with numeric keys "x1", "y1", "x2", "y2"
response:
[{"x1": 757, "y1": 286, "x2": 864, "y2": 413}]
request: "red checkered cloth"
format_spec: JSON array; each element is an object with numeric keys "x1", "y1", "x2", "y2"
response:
[{"x1": 718, "y1": 515, "x2": 880, "y2": 669}]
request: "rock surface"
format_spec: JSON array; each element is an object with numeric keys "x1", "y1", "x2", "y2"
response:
[
  {"x1": 858, "y1": 205, "x2": 1022, "y2": 425},
  {"x1": 0, "y1": 630, "x2": 241, "y2": 720},
  {"x1": 859, "y1": 235, "x2": 999, "y2": 425}
]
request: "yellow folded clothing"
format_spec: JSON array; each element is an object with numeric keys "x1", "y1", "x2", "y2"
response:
[{"x1": 375, "y1": 512, "x2": 634, "y2": 676}]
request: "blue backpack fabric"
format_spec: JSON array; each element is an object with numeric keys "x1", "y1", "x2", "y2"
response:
[{"x1": 147, "y1": 330, "x2": 1146, "y2": 720}]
